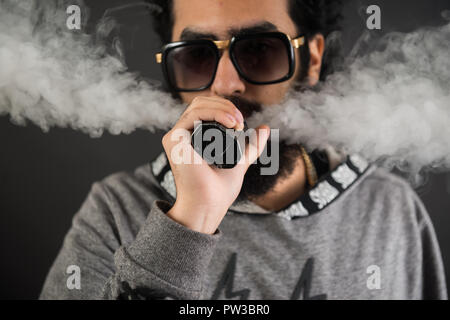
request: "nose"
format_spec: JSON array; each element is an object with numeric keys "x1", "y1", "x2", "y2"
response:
[{"x1": 210, "y1": 51, "x2": 246, "y2": 96}]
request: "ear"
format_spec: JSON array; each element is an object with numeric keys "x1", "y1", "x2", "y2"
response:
[{"x1": 307, "y1": 34, "x2": 325, "y2": 86}]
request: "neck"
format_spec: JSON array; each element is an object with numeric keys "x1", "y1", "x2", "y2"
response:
[{"x1": 251, "y1": 156, "x2": 307, "y2": 212}]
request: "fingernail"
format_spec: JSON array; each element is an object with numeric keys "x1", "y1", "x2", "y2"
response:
[
  {"x1": 226, "y1": 113, "x2": 236, "y2": 124},
  {"x1": 235, "y1": 110, "x2": 244, "y2": 124}
]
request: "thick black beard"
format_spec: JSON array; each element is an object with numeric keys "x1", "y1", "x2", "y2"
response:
[
  {"x1": 222, "y1": 95, "x2": 303, "y2": 202},
  {"x1": 237, "y1": 141, "x2": 303, "y2": 202}
]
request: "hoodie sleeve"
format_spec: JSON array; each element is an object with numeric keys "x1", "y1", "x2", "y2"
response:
[{"x1": 39, "y1": 182, "x2": 221, "y2": 300}]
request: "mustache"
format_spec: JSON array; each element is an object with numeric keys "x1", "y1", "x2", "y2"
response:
[{"x1": 223, "y1": 96, "x2": 262, "y2": 119}]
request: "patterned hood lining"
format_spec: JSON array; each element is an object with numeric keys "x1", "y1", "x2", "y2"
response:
[{"x1": 150, "y1": 152, "x2": 372, "y2": 220}]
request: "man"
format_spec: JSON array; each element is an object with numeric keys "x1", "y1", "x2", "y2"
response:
[{"x1": 40, "y1": 0, "x2": 447, "y2": 299}]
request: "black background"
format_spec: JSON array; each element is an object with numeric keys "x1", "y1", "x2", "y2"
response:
[{"x1": 0, "y1": 0, "x2": 449, "y2": 299}]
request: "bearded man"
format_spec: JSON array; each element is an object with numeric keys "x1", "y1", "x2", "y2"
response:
[{"x1": 40, "y1": 0, "x2": 447, "y2": 300}]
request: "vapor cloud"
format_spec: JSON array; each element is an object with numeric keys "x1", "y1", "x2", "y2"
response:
[
  {"x1": 0, "y1": 0, "x2": 449, "y2": 181},
  {"x1": 0, "y1": 0, "x2": 182, "y2": 137},
  {"x1": 248, "y1": 20, "x2": 450, "y2": 181}
]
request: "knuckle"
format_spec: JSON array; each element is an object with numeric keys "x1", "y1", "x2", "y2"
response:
[
  {"x1": 224, "y1": 101, "x2": 239, "y2": 114},
  {"x1": 222, "y1": 98, "x2": 234, "y2": 107},
  {"x1": 222, "y1": 98, "x2": 236, "y2": 108},
  {"x1": 190, "y1": 96, "x2": 203, "y2": 107},
  {"x1": 180, "y1": 111, "x2": 191, "y2": 121},
  {"x1": 210, "y1": 109, "x2": 225, "y2": 120}
]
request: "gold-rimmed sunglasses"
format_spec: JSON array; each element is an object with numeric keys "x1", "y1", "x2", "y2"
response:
[{"x1": 155, "y1": 32, "x2": 305, "y2": 92}]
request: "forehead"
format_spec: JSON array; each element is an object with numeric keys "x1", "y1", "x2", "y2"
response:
[{"x1": 172, "y1": 0, "x2": 296, "y2": 41}]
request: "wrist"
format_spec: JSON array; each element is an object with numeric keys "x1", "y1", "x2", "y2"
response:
[{"x1": 167, "y1": 201, "x2": 225, "y2": 235}]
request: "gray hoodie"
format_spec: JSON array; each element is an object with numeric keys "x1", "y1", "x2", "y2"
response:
[{"x1": 40, "y1": 152, "x2": 447, "y2": 300}]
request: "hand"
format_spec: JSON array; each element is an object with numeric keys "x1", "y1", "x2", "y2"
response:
[{"x1": 162, "y1": 96, "x2": 270, "y2": 234}]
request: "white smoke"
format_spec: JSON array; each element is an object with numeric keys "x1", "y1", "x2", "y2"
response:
[
  {"x1": 248, "y1": 20, "x2": 450, "y2": 181},
  {"x1": 0, "y1": 0, "x2": 182, "y2": 137},
  {"x1": 0, "y1": 0, "x2": 449, "y2": 181}
]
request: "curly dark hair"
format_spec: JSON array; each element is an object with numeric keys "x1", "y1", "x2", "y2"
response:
[{"x1": 146, "y1": 0, "x2": 343, "y2": 82}]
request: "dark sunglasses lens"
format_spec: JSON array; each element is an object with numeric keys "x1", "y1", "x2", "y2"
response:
[
  {"x1": 166, "y1": 44, "x2": 217, "y2": 90},
  {"x1": 233, "y1": 36, "x2": 290, "y2": 83}
]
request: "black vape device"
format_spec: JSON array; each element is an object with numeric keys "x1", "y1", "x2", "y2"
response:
[{"x1": 191, "y1": 121, "x2": 248, "y2": 169}]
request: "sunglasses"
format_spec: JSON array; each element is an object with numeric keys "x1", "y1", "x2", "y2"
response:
[{"x1": 155, "y1": 32, "x2": 305, "y2": 92}]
